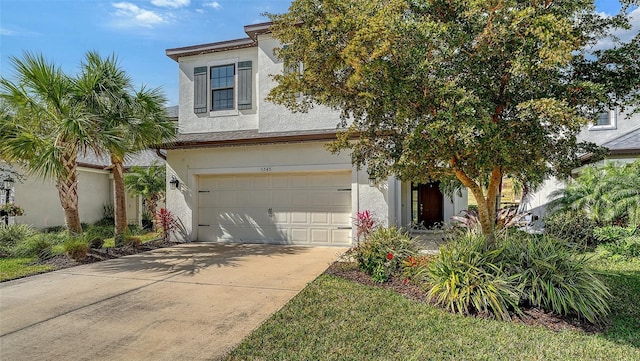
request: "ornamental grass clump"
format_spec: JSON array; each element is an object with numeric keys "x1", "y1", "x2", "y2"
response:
[
  {"x1": 348, "y1": 226, "x2": 418, "y2": 283},
  {"x1": 425, "y1": 231, "x2": 611, "y2": 324},
  {"x1": 425, "y1": 232, "x2": 521, "y2": 321}
]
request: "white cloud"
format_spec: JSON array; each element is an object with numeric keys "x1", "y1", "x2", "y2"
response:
[
  {"x1": 204, "y1": 1, "x2": 221, "y2": 10},
  {"x1": 0, "y1": 28, "x2": 16, "y2": 36},
  {"x1": 592, "y1": 8, "x2": 640, "y2": 50},
  {"x1": 112, "y1": 2, "x2": 165, "y2": 28},
  {"x1": 151, "y1": 0, "x2": 190, "y2": 8}
]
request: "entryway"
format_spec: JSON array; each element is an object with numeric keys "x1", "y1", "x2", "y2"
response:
[{"x1": 412, "y1": 182, "x2": 444, "y2": 228}]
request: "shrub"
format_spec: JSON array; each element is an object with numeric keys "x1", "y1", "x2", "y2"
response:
[
  {"x1": 0, "y1": 224, "x2": 36, "y2": 257},
  {"x1": 84, "y1": 225, "x2": 113, "y2": 240},
  {"x1": 599, "y1": 236, "x2": 640, "y2": 259},
  {"x1": 544, "y1": 211, "x2": 598, "y2": 247},
  {"x1": 12, "y1": 234, "x2": 53, "y2": 260},
  {"x1": 594, "y1": 225, "x2": 637, "y2": 243},
  {"x1": 348, "y1": 226, "x2": 418, "y2": 283},
  {"x1": 450, "y1": 209, "x2": 530, "y2": 232},
  {"x1": 401, "y1": 254, "x2": 434, "y2": 283},
  {"x1": 499, "y1": 234, "x2": 611, "y2": 324},
  {"x1": 353, "y1": 210, "x2": 376, "y2": 241},
  {"x1": 425, "y1": 233, "x2": 521, "y2": 321},
  {"x1": 64, "y1": 237, "x2": 89, "y2": 261},
  {"x1": 157, "y1": 208, "x2": 187, "y2": 241}
]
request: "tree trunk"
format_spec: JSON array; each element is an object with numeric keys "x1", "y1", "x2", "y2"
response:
[
  {"x1": 56, "y1": 151, "x2": 83, "y2": 235},
  {"x1": 111, "y1": 156, "x2": 127, "y2": 246},
  {"x1": 147, "y1": 197, "x2": 158, "y2": 232}
]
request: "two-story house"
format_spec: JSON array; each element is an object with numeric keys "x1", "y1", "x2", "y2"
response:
[
  {"x1": 163, "y1": 22, "x2": 468, "y2": 245},
  {"x1": 520, "y1": 109, "x2": 640, "y2": 221}
]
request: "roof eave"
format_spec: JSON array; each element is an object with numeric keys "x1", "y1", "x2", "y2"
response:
[{"x1": 166, "y1": 38, "x2": 257, "y2": 62}]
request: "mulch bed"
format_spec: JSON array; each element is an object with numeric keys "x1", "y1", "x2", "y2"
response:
[
  {"x1": 324, "y1": 261, "x2": 604, "y2": 334},
  {"x1": 34, "y1": 239, "x2": 182, "y2": 271}
]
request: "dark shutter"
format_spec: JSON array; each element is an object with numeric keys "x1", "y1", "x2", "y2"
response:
[
  {"x1": 194, "y1": 66, "x2": 207, "y2": 114},
  {"x1": 237, "y1": 61, "x2": 252, "y2": 110}
]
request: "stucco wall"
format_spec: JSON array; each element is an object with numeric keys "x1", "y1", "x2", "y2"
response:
[
  {"x1": 256, "y1": 35, "x2": 343, "y2": 133},
  {"x1": 177, "y1": 47, "x2": 259, "y2": 134},
  {"x1": 166, "y1": 142, "x2": 392, "y2": 242},
  {"x1": 578, "y1": 111, "x2": 639, "y2": 145},
  {"x1": 13, "y1": 167, "x2": 112, "y2": 229}
]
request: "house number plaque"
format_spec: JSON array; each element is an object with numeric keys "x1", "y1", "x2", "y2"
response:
[{"x1": 260, "y1": 167, "x2": 272, "y2": 172}]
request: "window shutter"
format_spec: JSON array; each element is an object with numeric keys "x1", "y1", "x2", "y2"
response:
[
  {"x1": 194, "y1": 66, "x2": 207, "y2": 114},
  {"x1": 237, "y1": 61, "x2": 252, "y2": 110}
]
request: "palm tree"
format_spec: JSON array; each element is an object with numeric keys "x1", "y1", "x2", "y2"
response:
[
  {"x1": 548, "y1": 165, "x2": 609, "y2": 223},
  {"x1": 0, "y1": 53, "x2": 108, "y2": 234},
  {"x1": 74, "y1": 51, "x2": 176, "y2": 245},
  {"x1": 603, "y1": 160, "x2": 640, "y2": 226},
  {"x1": 124, "y1": 162, "x2": 166, "y2": 230}
]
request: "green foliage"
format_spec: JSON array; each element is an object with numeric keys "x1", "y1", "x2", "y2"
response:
[
  {"x1": 267, "y1": 0, "x2": 639, "y2": 237},
  {"x1": 599, "y1": 236, "x2": 640, "y2": 260},
  {"x1": 124, "y1": 162, "x2": 166, "y2": 217},
  {"x1": 64, "y1": 237, "x2": 89, "y2": 261},
  {"x1": 544, "y1": 211, "x2": 599, "y2": 247},
  {"x1": 348, "y1": 226, "x2": 418, "y2": 283},
  {"x1": 499, "y1": 235, "x2": 611, "y2": 324},
  {"x1": 426, "y1": 233, "x2": 521, "y2": 321},
  {"x1": 0, "y1": 224, "x2": 35, "y2": 257},
  {"x1": 594, "y1": 225, "x2": 638, "y2": 243},
  {"x1": 11, "y1": 234, "x2": 53, "y2": 260},
  {"x1": 426, "y1": 231, "x2": 611, "y2": 323},
  {"x1": 84, "y1": 224, "x2": 113, "y2": 241},
  {"x1": 550, "y1": 160, "x2": 640, "y2": 226}
]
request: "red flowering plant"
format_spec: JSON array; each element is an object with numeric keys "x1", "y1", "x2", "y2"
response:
[
  {"x1": 347, "y1": 225, "x2": 420, "y2": 283},
  {"x1": 156, "y1": 208, "x2": 187, "y2": 241},
  {"x1": 353, "y1": 210, "x2": 376, "y2": 241},
  {"x1": 401, "y1": 254, "x2": 434, "y2": 284}
]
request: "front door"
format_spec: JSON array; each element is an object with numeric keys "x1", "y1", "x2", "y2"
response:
[{"x1": 417, "y1": 182, "x2": 444, "y2": 227}]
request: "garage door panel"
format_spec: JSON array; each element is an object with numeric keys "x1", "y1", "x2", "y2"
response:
[{"x1": 198, "y1": 172, "x2": 352, "y2": 245}]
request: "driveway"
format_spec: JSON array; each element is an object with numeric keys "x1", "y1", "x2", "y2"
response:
[{"x1": 0, "y1": 243, "x2": 347, "y2": 361}]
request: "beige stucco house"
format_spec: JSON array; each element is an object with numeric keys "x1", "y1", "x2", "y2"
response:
[
  {"x1": 1, "y1": 149, "x2": 166, "y2": 229},
  {"x1": 163, "y1": 23, "x2": 468, "y2": 246}
]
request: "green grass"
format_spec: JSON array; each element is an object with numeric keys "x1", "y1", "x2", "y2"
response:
[
  {"x1": 102, "y1": 232, "x2": 160, "y2": 248},
  {"x1": 0, "y1": 257, "x2": 56, "y2": 282},
  {"x1": 224, "y1": 258, "x2": 640, "y2": 361}
]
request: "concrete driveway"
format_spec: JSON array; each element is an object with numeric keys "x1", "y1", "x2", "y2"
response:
[{"x1": 0, "y1": 243, "x2": 347, "y2": 361}]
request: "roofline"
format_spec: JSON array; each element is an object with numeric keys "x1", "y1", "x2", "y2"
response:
[
  {"x1": 166, "y1": 37, "x2": 257, "y2": 62},
  {"x1": 164, "y1": 132, "x2": 339, "y2": 150},
  {"x1": 165, "y1": 21, "x2": 274, "y2": 62}
]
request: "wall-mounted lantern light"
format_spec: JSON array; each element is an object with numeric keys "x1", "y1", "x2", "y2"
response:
[
  {"x1": 169, "y1": 176, "x2": 180, "y2": 190},
  {"x1": 3, "y1": 176, "x2": 14, "y2": 191},
  {"x1": 368, "y1": 175, "x2": 376, "y2": 187}
]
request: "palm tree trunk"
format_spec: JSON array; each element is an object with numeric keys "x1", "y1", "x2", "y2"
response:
[
  {"x1": 111, "y1": 156, "x2": 127, "y2": 246},
  {"x1": 56, "y1": 151, "x2": 83, "y2": 235}
]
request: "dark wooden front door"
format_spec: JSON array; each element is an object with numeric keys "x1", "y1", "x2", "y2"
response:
[{"x1": 418, "y1": 182, "x2": 444, "y2": 227}]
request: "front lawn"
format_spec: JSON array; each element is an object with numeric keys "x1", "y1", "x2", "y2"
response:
[
  {"x1": 224, "y1": 257, "x2": 640, "y2": 360},
  {"x1": 0, "y1": 257, "x2": 56, "y2": 282}
]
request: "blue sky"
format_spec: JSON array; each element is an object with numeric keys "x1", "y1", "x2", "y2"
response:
[{"x1": 1, "y1": 1, "x2": 637, "y2": 106}]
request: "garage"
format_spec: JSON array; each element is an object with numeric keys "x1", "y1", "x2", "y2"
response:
[{"x1": 197, "y1": 171, "x2": 352, "y2": 245}]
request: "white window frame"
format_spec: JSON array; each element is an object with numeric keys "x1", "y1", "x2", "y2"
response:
[{"x1": 589, "y1": 109, "x2": 617, "y2": 131}]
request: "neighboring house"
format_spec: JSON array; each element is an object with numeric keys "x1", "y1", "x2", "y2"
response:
[
  {"x1": 521, "y1": 110, "x2": 640, "y2": 222},
  {"x1": 163, "y1": 22, "x2": 468, "y2": 245},
  {"x1": 0, "y1": 150, "x2": 166, "y2": 229}
]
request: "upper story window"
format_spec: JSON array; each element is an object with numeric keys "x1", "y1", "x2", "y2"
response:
[
  {"x1": 211, "y1": 64, "x2": 235, "y2": 111},
  {"x1": 590, "y1": 110, "x2": 617, "y2": 130},
  {"x1": 193, "y1": 61, "x2": 252, "y2": 115}
]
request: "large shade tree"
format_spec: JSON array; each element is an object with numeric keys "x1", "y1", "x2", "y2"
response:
[
  {"x1": 268, "y1": 0, "x2": 640, "y2": 238},
  {"x1": 74, "y1": 51, "x2": 175, "y2": 245},
  {"x1": 0, "y1": 53, "x2": 115, "y2": 234}
]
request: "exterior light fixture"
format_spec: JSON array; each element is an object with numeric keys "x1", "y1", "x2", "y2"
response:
[
  {"x1": 368, "y1": 175, "x2": 376, "y2": 187},
  {"x1": 3, "y1": 176, "x2": 14, "y2": 190},
  {"x1": 169, "y1": 176, "x2": 180, "y2": 190}
]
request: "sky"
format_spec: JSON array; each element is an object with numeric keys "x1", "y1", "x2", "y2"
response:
[{"x1": 0, "y1": 0, "x2": 638, "y2": 106}]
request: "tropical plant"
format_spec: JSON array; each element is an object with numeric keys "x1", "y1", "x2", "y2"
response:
[
  {"x1": 353, "y1": 210, "x2": 376, "y2": 241},
  {"x1": 156, "y1": 208, "x2": 186, "y2": 242},
  {"x1": 347, "y1": 226, "x2": 418, "y2": 283},
  {"x1": 594, "y1": 225, "x2": 638, "y2": 244},
  {"x1": 0, "y1": 224, "x2": 35, "y2": 257},
  {"x1": 74, "y1": 51, "x2": 176, "y2": 245},
  {"x1": 267, "y1": 0, "x2": 638, "y2": 239},
  {"x1": 124, "y1": 162, "x2": 166, "y2": 230},
  {"x1": 425, "y1": 233, "x2": 521, "y2": 321},
  {"x1": 550, "y1": 160, "x2": 640, "y2": 226},
  {"x1": 0, "y1": 203, "x2": 25, "y2": 217},
  {"x1": 450, "y1": 208, "x2": 530, "y2": 232},
  {"x1": 0, "y1": 52, "x2": 107, "y2": 234},
  {"x1": 498, "y1": 235, "x2": 611, "y2": 324},
  {"x1": 12, "y1": 234, "x2": 53, "y2": 260},
  {"x1": 544, "y1": 211, "x2": 599, "y2": 247}
]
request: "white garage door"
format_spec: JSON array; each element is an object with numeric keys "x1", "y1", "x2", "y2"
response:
[{"x1": 197, "y1": 171, "x2": 352, "y2": 245}]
